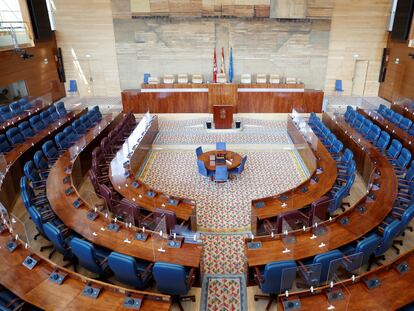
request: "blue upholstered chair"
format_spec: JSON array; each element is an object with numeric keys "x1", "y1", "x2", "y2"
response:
[
  {"x1": 42, "y1": 140, "x2": 60, "y2": 163},
  {"x1": 29, "y1": 115, "x2": 46, "y2": 131},
  {"x1": 153, "y1": 262, "x2": 196, "y2": 310},
  {"x1": 391, "y1": 148, "x2": 412, "y2": 170},
  {"x1": 9, "y1": 101, "x2": 23, "y2": 115},
  {"x1": 352, "y1": 114, "x2": 365, "y2": 131},
  {"x1": 108, "y1": 252, "x2": 152, "y2": 289},
  {"x1": 340, "y1": 235, "x2": 381, "y2": 269},
  {"x1": 5, "y1": 127, "x2": 24, "y2": 145},
  {"x1": 400, "y1": 117, "x2": 413, "y2": 131},
  {"x1": 56, "y1": 101, "x2": 67, "y2": 117},
  {"x1": 33, "y1": 150, "x2": 50, "y2": 172},
  {"x1": 214, "y1": 165, "x2": 228, "y2": 182},
  {"x1": 347, "y1": 110, "x2": 357, "y2": 126},
  {"x1": 216, "y1": 142, "x2": 226, "y2": 151},
  {"x1": 334, "y1": 80, "x2": 343, "y2": 93},
  {"x1": 0, "y1": 134, "x2": 12, "y2": 153},
  {"x1": 384, "y1": 108, "x2": 394, "y2": 120},
  {"x1": 391, "y1": 112, "x2": 403, "y2": 125},
  {"x1": 48, "y1": 106, "x2": 60, "y2": 121},
  {"x1": 91, "y1": 106, "x2": 102, "y2": 122},
  {"x1": 26, "y1": 206, "x2": 55, "y2": 255},
  {"x1": 375, "y1": 131, "x2": 390, "y2": 153},
  {"x1": 359, "y1": 119, "x2": 373, "y2": 137},
  {"x1": 23, "y1": 160, "x2": 47, "y2": 190},
  {"x1": 43, "y1": 222, "x2": 76, "y2": 268},
  {"x1": 230, "y1": 155, "x2": 247, "y2": 175},
  {"x1": 80, "y1": 114, "x2": 93, "y2": 129},
  {"x1": 72, "y1": 119, "x2": 87, "y2": 135},
  {"x1": 336, "y1": 148, "x2": 353, "y2": 168},
  {"x1": 343, "y1": 106, "x2": 353, "y2": 122},
  {"x1": 195, "y1": 146, "x2": 203, "y2": 158},
  {"x1": 302, "y1": 250, "x2": 343, "y2": 285},
  {"x1": 40, "y1": 110, "x2": 54, "y2": 125},
  {"x1": 55, "y1": 132, "x2": 70, "y2": 150},
  {"x1": 63, "y1": 126, "x2": 80, "y2": 143},
  {"x1": 253, "y1": 260, "x2": 297, "y2": 310},
  {"x1": 0, "y1": 105, "x2": 13, "y2": 120},
  {"x1": 18, "y1": 121, "x2": 35, "y2": 138},
  {"x1": 0, "y1": 286, "x2": 24, "y2": 310},
  {"x1": 386, "y1": 139, "x2": 402, "y2": 160},
  {"x1": 378, "y1": 104, "x2": 387, "y2": 116},
  {"x1": 70, "y1": 238, "x2": 111, "y2": 277},
  {"x1": 365, "y1": 124, "x2": 381, "y2": 143},
  {"x1": 196, "y1": 159, "x2": 213, "y2": 178}
]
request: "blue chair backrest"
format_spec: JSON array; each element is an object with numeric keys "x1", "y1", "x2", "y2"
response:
[
  {"x1": 55, "y1": 132, "x2": 68, "y2": 150},
  {"x1": 6, "y1": 127, "x2": 24, "y2": 145},
  {"x1": 375, "y1": 220, "x2": 402, "y2": 256},
  {"x1": 215, "y1": 165, "x2": 228, "y2": 181},
  {"x1": 259, "y1": 260, "x2": 297, "y2": 294},
  {"x1": 143, "y1": 73, "x2": 150, "y2": 84},
  {"x1": 384, "y1": 108, "x2": 394, "y2": 120},
  {"x1": 63, "y1": 126, "x2": 77, "y2": 142},
  {"x1": 378, "y1": 104, "x2": 387, "y2": 115},
  {"x1": 347, "y1": 110, "x2": 357, "y2": 125},
  {"x1": 48, "y1": 106, "x2": 60, "y2": 121},
  {"x1": 40, "y1": 110, "x2": 53, "y2": 125},
  {"x1": 360, "y1": 119, "x2": 372, "y2": 135},
  {"x1": 375, "y1": 131, "x2": 390, "y2": 152},
  {"x1": 366, "y1": 124, "x2": 381, "y2": 143},
  {"x1": 339, "y1": 148, "x2": 353, "y2": 164},
  {"x1": 56, "y1": 102, "x2": 67, "y2": 117},
  {"x1": 72, "y1": 119, "x2": 86, "y2": 135},
  {"x1": 108, "y1": 252, "x2": 148, "y2": 289},
  {"x1": 386, "y1": 139, "x2": 402, "y2": 159},
  {"x1": 0, "y1": 105, "x2": 13, "y2": 119},
  {"x1": 404, "y1": 161, "x2": 414, "y2": 181},
  {"x1": 70, "y1": 238, "x2": 103, "y2": 274},
  {"x1": 68, "y1": 80, "x2": 78, "y2": 92},
  {"x1": 195, "y1": 146, "x2": 203, "y2": 157},
  {"x1": 42, "y1": 140, "x2": 59, "y2": 160},
  {"x1": 18, "y1": 121, "x2": 35, "y2": 138},
  {"x1": 391, "y1": 113, "x2": 403, "y2": 125},
  {"x1": 353, "y1": 114, "x2": 365, "y2": 130},
  {"x1": 313, "y1": 249, "x2": 343, "y2": 284},
  {"x1": 153, "y1": 262, "x2": 189, "y2": 295},
  {"x1": 335, "y1": 80, "x2": 343, "y2": 92},
  {"x1": 80, "y1": 114, "x2": 93, "y2": 128},
  {"x1": 43, "y1": 222, "x2": 72, "y2": 257},
  {"x1": 216, "y1": 142, "x2": 226, "y2": 151},
  {"x1": 409, "y1": 124, "x2": 414, "y2": 136},
  {"x1": 29, "y1": 115, "x2": 46, "y2": 131},
  {"x1": 34, "y1": 150, "x2": 49, "y2": 170},
  {"x1": 354, "y1": 235, "x2": 381, "y2": 265},
  {"x1": 398, "y1": 205, "x2": 414, "y2": 236},
  {"x1": 27, "y1": 205, "x2": 46, "y2": 237},
  {"x1": 9, "y1": 101, "x2": 23, "y2": 115},
  {"x1": 0, "y1": 134, "x2": 11, "y2": 152},
  {"x1": 23, "y1": 160, "x2": 42, "y2": 183},
  {"x1": 196, "y1": 159, "x2": 209, "y2": 177},
  {"x1": 396, "y1": 148, "x2": 412, "y2": 169},
  {"x1": 400, "y1": 117, "x2": 413, "y2": 131}
]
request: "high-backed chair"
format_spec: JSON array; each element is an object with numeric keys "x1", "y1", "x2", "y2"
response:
[
  {"x1": 80, "y1": 114, "x2": 93, "y2": 128},
  {"x1": 9, "y1": 101, "x2": 23, "y2": 115},
  {"x1": 40, "y1": 110, "x2": 54, "y2": 125},
  {"x1": 29, "y1": 115, "x2": 46, "y2": 131},
  {"x1": 108, "y1": 252, "x2": 152, "y2": 289},
  {"x1": 72, "y1": 119, "x2": 87, "y2": 135},
  {"x1": 70, "y1": 237, "x2": 111, "y2": 278},
  {"x1": 230, "y1": 155, "x2": 247, "y2": 175},
  {"x1": 6, "y1": 127, "x2": 24, "y2": 145},
  {"x1": 365, "y1": 124, "x2": 381, "y2": 143},
  {"x1": 386, "y1": 139, "x2": 402, "y2": 160},
  {"x1": 153, "y1": 262, "x2": 196, "y2": 311},
  {"x1": 56, "y1": 101, "x2": 67, "y2": 117},
  {"x1": 391, "y1": 148, "x2": 412, "y2": 170},
  {"x1": 33, "y1": 150, "x2": 50, "y2": 172},
  {"x1": 18, "y1": 121, "x2": 35, "y2": 138},
  {"x1": 384, "y1": 108, "x2": 394, "y2": 120},
  {"x1": 400, "y1": 117, "x2": 413, "y2": 131},
  {"x1": 216, "y1": 142, "x2": 226, "y2": 151},
  {"x1": 340, "y1": 235, "x2": 380, "y2": 270},
  {"x1": 0, "y1": 134, "x2": 12, "y2": 153},
  {"x1": 253, "y1": 260, "x2": 297, "y2": 311},
  {"x1": 26, "y1": 206, "x2": 55, "y2": 255},
  {"x1": 55, "y1": 132, "x2": 70, "y2": 150},
  {"x1": 0, "y1": 105, "x2": 13, "y2": 120},
  {"x1": 195, "y1": 146, "x2": 203, "y2": 158},
  {"x1": 196, "y1": 160, "x2": 213, "y2": 179},
  {"x1": 378, "y1": 104, "x2": 387, "y2": 115},
  {"x1": 43, "y1": 222, "x2": 76, "y2": 269},
  {"x1": 63, "y1": 126, "x2": 80, "y2": 143},
  {"x1": 42, "y1": 140, "x2": 60, "y2": 162},
  {"x1": 214, "y1": 165, "x2": 228, "y2": 182},
  {"x1": 23, "y1": 160, "x2": 47, "y2": 189},
  {"x1": 302, "y1": 250, "x2": 343, "y2": 285},
  {"x1": 48, "y1": 106, "x2": 60, "y2": 122},
  {"x1": 391, "y1": 112, "x2": 403, "y2": 125},
  {"x1": 352, "y1": 114, "x2": 365, "y2": 131},
  {"x1": 375, "y1": 131, "x2": 390, "y2": 152},
  {"x1": 360, "y1": 119, "x2": 373, "y2": 137}
]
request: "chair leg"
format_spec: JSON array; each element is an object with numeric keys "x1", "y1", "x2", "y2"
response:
[
  {"x1": 392, "y1": 244, "x2": 400, "y2": 255},
  {"x1": 40, "y1": 244, "x2": 53, "y2": 252},
  {"x1": 48, "y1": 249, "x2": 56, "y2": 259},
  {"x1": 34, "y1": 233, "x2": 40, "y2": 240}
]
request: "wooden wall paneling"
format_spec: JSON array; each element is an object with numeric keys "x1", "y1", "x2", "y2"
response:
[
  {"x1": 324, "y1": 0, "x2": 390, "y2": 96},
  {"x1": 208, "y1": 84, "x2": 238, "y2": 111},
  {"x1": 169, "y1": 0, "x2": 203, "y2": 16},
  {"x1": 0, "y1": 34, "x2": 65, "y2": 102},
  {"x1": 306, "y1": 0, "x2": 334, "y2": 19},
  {"x1": 270, "y1": 0, "x2": 307, "y2": 18}
]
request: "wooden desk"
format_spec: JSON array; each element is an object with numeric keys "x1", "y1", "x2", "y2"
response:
[
  {"x1": 0, "y1": 109, "x2": 84, "y2": 209},
  {"x1": 122, "y1": 83, "x2": 323, "y2": 113},
  {"x1": 251, "y1": 117, "x2": 337, "y2": 222},
  {"x1": 198, "y1": 150, "x2": 242, "y2": 171},
  {"x1": 0, "y1": 233, "x2": 171, "y2": 310},
  {"x1": 277, "y1": 249, "x2": 414, "y2": 310},
  {"x1": 246, "y1": 113, "x2": 397, "y2": 267},
  {"x1": 391, "y1": 102, "x2": 414, "y2": 123},
  {"x1": 47, "y1": 115, "x2": 202, "y2": 268},
  {"x1": 109, "y1": 116, "x2": 197, "y2": 225},
  {"x1": 358, "y1": 108, "x2": 414, "y2": 155}
]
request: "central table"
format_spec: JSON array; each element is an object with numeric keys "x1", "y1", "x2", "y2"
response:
[{"x1": 198, "y1": 150, "x2": 242, "y2": 171}]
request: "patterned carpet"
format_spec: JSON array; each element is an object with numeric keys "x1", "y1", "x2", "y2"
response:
[
  {"x1": 139, "y1": 150, "x2": 306, "y2": 231},
  {"x1": 200, "y1": 274, "x2": 248, "y2": 311}
]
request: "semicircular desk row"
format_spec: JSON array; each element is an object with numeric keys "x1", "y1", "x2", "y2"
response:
[
  {"x1": 246, "y1": 113, "x2": 398, "y2": 266},
  {"x1": 0, "y1": 111, "x2": 172, "y2": 310},
  {"x1": 46, "y1": 113, "x2": 203, "y2": 268}
]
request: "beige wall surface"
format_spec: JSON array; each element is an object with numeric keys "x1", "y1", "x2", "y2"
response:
[
  {"x1": 324, "y1": 0, "x2": 390, "y2": 96},
  {"x1": 53, "y1": 0, "x2": 121, "y2": 97}
]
